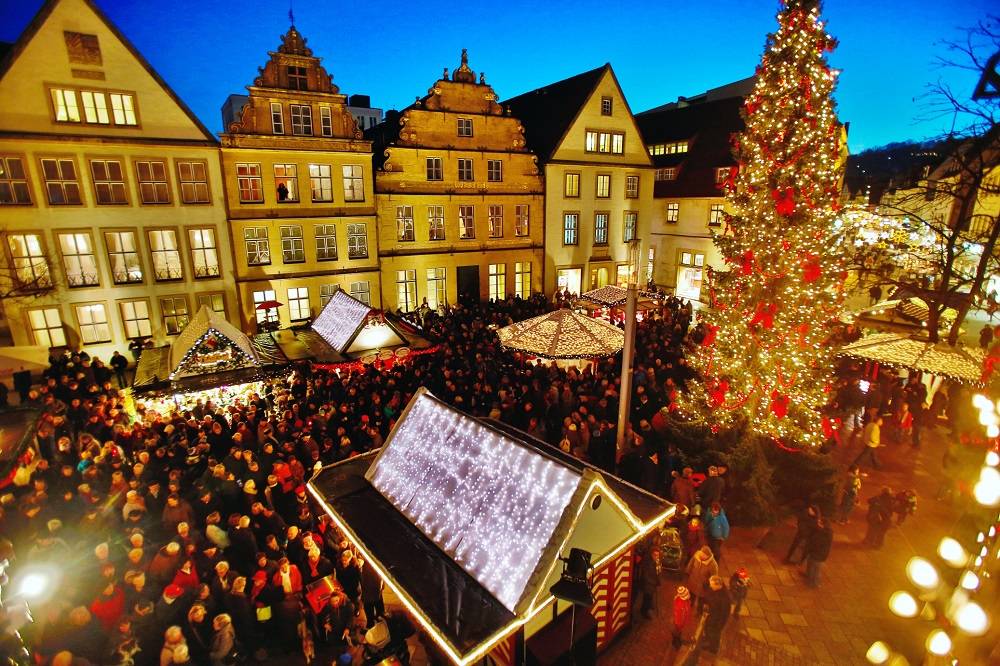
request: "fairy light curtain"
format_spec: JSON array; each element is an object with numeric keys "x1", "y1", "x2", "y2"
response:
[
  {"x1": 312, "y1": 289, "x2": 375, "y2": 353},
  {"x1": 366, "y1": 390, "x2": 582, "y2": 613},
  {"x1": 496, "y1": 309, "x2": 625, "y2": 359}
]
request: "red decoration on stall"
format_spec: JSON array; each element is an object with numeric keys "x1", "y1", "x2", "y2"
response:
[
  {"x1": 750, "y1": 303, "x2": 778, "y2": 329},
  {"x1": 769, "y1": 390, "x2": 790, "y2": 419},
  {"x1": 801, "y1": 254, "x2": 821, "y2": 282},
  {"x1": 773, "y1": 187, "x2": 796, "y2": 216}
]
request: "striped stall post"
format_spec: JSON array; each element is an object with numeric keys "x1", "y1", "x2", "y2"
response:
[
  {"x1": 590, "y1": 546, "x2": 634, "y2": 650},
  {"x1": 488, "y1": 630, "x2": 521, "y2": 666}
]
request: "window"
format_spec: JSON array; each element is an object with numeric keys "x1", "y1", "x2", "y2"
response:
[
  {"x1": 596, "y1": 174, "x2": 611, "y2": 198},
  {"x1": 320, "y1": 107, "x2": 333, "y2": 137},
  {"x1": 624, "y1": 211, "x2": 637, "y2": 242},
  {"x1": 109, "y1": 94, "x2": 136, "y2": 125},
  {"x1": 270, "y1": 102, "x2": 284, "y2": 134},
  {"x1": 426, "y1": 267, "x2": 446, "y2": 310},
  {"x1": 41, "y1": 158, "x2": 81, "y2": 205},
  {"x1": 601, "y1": 96, "x2": 613, "y2": 115},
  {"x1": 320, "y1": 284, "x2": 338, "y2": 307},
  {"x1": 105, "y1": 231, "x2": 142, "y2": 284},
  {"x1": 488, "y1": 263, "x2": 506, "y2": 301},
  {"x1": 625, "y1": 175, "x2": 639, "y2": 198},
  {"x1": 426, "y1": 157, "x2": 443, "y2": 181},
  {"x1": 594, "y1": 212, "x2": 609, "y2": 245},
  {"x1": 709, "y1": 204, "x2": 725, "y2": 227},
  {"x1": 428, "y1": 206, "x2": 445, "y2": 240},
  {"x1": 0, "y1": 157, "x2": 31, "y2": 204},
  {"x1": 396, "y1": 269, "x2": 417, "y2": 312},
  {"x1": 253, "y1": 289, "x2": 277, "y2": 324},
  {"x1": 290, "y1": 104, "x2": 313, "y2": 136},
  {"x1": 715, "y1": 167, "x2": 731, "y2": 184},
  {"x1": 457, "y1": 118, "x2": 473, "y2": 137},
  {"x1": 160, "y1": 296, "x2": 190, "y2": 335},
  {"x1": 287, "y1": 65, "x2": 308, "y2": 90},
  {"x1": 75, "y1": 303, "x2": 110, "y2": 344},
  {"x1": 457, "y1": 159, "x2": 474, "y2": 182},
  {"x1": 134, "y1": 160, "x2": 169, "y2": 204},
  {"x1": 80, "y1": 91, "x2": 109, "y2": 124},
  {"x1": 58, "y1": 232, "x2": 99, "y2": 287},
  {"x1": 309, "y1": 163, "x2": 333, "y2": 202},
  {"x1": 397, "y1": 205, "x2": 415, "y2": 242},
  {"x1": 189, "y1": 228, "x2": 219, "y2": 278},
  {"x1": 236, "y1": 163, "x2": 263, "y2": 203},
  {"x1": 586, "y1": 131, "x2": 625, "y2": 154},
  {"x1": 514, "y1": 262, "x2": 531, "y2": 299},
  {"x1": 177, "y1": 161, "x2": 210, "y2": 203},
  {"x1": 280, "y1": 225, "x2": 305, "y2": 263},
  {"x1": 612, "y1": 133, "x2": 624, "y2": 154},
  {"x1": 487, "y1": 160, "x2": 502, "y2": 182},
  {"x1": 585, "y1": 131, "x2": 597, "y2": 153},
  {"x1": 244, "y1": 227, "x2": 270, "y2": 265},
  {"x1": 647, "y1": 247, "x2": 655, "y2": 283},
  {"x1": 647, "y1": 142, "x2": 688, "y2": 156},
  {"x1": 563, "y1": 213, "x2": 579, "y2": 245},
  {"x1": 274, "y1": 164, "x2": 298, "y2": 202},
  {"x1": 64, "y1": 32, "x2": 102, "y2": 65},
  {"x1": 655, "y1": 167, "x2": 677, "y2": 181},
  {"x1": 90, "y1": 159, "x2": 128, "y2": 205},
  {"x1": 287, "y1": 287, "x2": 310, "y2": 321},
  {"x1": 515, "y1": 205, "x2": 530, "y2": 236},
  {"x1": 148, "y1": 229, "x2": 183, "y2": 280},
  {"x1": 196, "y1": 292, "x2": 226, "y2": 314},
  {"x1": 347, "y1": 223, "x2": 368, "y2": 258},
  {"x1": 488, "y1": 205, "x2": 503, "y2": 238},
  {"x1": 315, "y1": 224, "x2": 337, "y2": 261},
  {"x1": 564, "y1": 172, "x2": 580, "y2": 198},
  {"x1": 28, "y1": 308, "x2": 65, "y2": 347},
  {"x1": 350, "y1": 281, "x2": 371, "y2": 305},
  {"x1": 666, "y1": 202, "x2": 680, "y2": 223},
  {"x1": 7, "y1": 234, "x2": 49, "y2": 288},
  {"x1": 459, "y1": 206, "x2": 475, "y2": 239},
  {"x1": 51, "y1": 89, "x2": 81, "y2": 123},
  {"x1": 342, "y1": 165, "x2": 364, "y2": 201}
]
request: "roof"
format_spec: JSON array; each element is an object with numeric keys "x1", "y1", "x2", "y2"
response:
[
  {"x1": 308, "y1": 388, "x2": 672, "y2": 666},
  {"x1": 311, "y1": 289, "x2": 407, "y2": 355},
  {"x1": 169, "y1": 306, "x2": 259, "y2": 378},
  {"x1": 502, "y1": 64, "x2": 608, "y2": 161},
  {"x1": 496, "y1": 309, "x2": 624, "y2": 359},
  {"x1": 837, "y1": 333, "x2": 986, "y2": 384},
  {"x1": 0, "y1": 0, "x2": 216, "y2": 142}
]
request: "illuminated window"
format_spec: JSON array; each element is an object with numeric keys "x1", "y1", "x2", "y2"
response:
[
  {"x1": 587, "y1": 131, "x2": 625, "y2": 154},
  {"x1": 624, "y1": 211, "x2": 637, "y2": 242},
  {"x1": 91, "y1": 159, "x2": 127, "y2": 205},
  {"x1": 309, "y1": 163, "x2": 333, "y2": 202},
  {"x1": 40, "y1": 158, "x2": 81, "y2": 205},
  {"x1": 563, "y1": 212, "x2": 579, "y2": 245},
  {"x1": 189, "y1": 228, "x2": 219, "y2": 278},
  {"x1": 159, "y1": 296, "x2": 189, "y2": 335},
  {"x1": 236, "y1": 163, "x2": 263, "y2": 203},
  {"x1": 270, "y1": 102, "x2": 284, "y2": 134},
  {"x1": 320, "y1": 284, "x2": 338, "y2": 306},
  {"x1": 457, "y1": 159, "x2": 474, "y2": 182},
  {"x1": 594, "y1": 212, "x2": 609, "y2": 245},
  {"x1": 564, "y1": 172, "x2": 580, "y2": 198},
  {"x1": 280, "y1": 225, "x2": 305, "y2": 263},
  {"x1": 666, "y1": 202, "x2": 680, "y2": 223},
  {"x1": 626, "y1": 175, "x2": 639, "y2": 198},
  {"x1": 51, "y1": 89, "x2": 80, "y2": 123},
  {"x1": 287, "y1": 287, "x2": 310, "y2": 320},
  {"x1": 655, "y1": 167, "x2": 677, "y2": 181},
  {"x1": 80, "y1": 91, "x2": 109, "y2": 124},
  {"x1": 28, "y1": 308, "x2": 65, "y2": 347},
  {"x1": 109, "y1": 94, "x2": 136, "y2": 125},
  {"x1": 426, "y1": 267, "x2": 446, "y2": 310},
  {"x1": 601, "y1": 96, "x2": 613, "y2": 115},
  {"x1": 347, "y1": 223, "x2": 367, "y2": 258},
  {"x1": 105, "y1": 231, "x2": 142, "y2": 284},
  {"x1": 244, "y1": 227, "x2": 270, "y2": 265},
  {"x1": 320, "y1": 107, "x2": 333, "y2": 137},
  {"x1": 611, "y1": 133, "x2": 624, "y2": 154},
  {"x1": 350, "y1": 280, "x2": 370, "y2": 305},
  {"x1": 488, "y1": 205, "x2": 503, "y2": 238},
  {"x1": 342, "y1": 165, "x2": 364, "y2": 201},
  {"x1": 715, "y1": 167, "x2": 731, "y2": 184},
  {"x1": 290, "y1": 104, "x2": 313, "y2": 136},
  {"x1": 396, "y1": 269, "x2": 417, "y2": 311},
  {"x1": 459, "y1": 206, "x2": 475, "y2": 239},
  {"x1": 148, "y1": 229, "x2": 182, "y2": 280},
  {"x1": 596, "y1": 174, "x2": 611, "y2": 198},
  {"x1": 287, "y1": 65, "x2": 308, "y2": 90},
  {"x1": 709, "y1": 203, "x2": 725, "y2": 227},
  {"x1": 7, "y1": 234, "x2": 48, "y2": 287},
  {"x1": 457, "y1": 118, "x2": 473, "y2": 137},
  {"x1": 585, "y1": 131, "x2": 597, "y2": 152},
  {"x1": 515, "y1": 205, "x2": 529, "y2": 237},
  {"x1": 75, "y1": 303, "x2": 111, "y2": 344},
  {"x1": 252, "y1": 289, "x2": 276, "y2": 324},
  {"x1": 315, "y1": 224, "x2": 337, "y2": 261},
  {"x1": 428, "y1": 206, "x2": 445, "y2": 240},
  {"x1": 488, "y1": 263, "x2": 506, "y2": 301},
  {"x1": 487, "y1": 160, "x2": 502, "y2": 182},
  {"x1": 515, "y1": 262, "x2": 531, "y2": 299},
  {"x1": 426, "y1": 157, "x2": 443, "y2": 181},
  {"x1": 136, "y1": 160, "x2": 169, "y2": 204},
  {"x1": 274, "y1": 163, "x2": 298, "y2": 202},
  {"x1": 397, "y1": 205, "x2": 415, "y2": 241},
  {"x1": 177, "y1": 161, "x2": 209, "y2": 203},
  {"x1": 0, "y1": 157, "x2": 31, "y2": 205},
  {"x1": 58, "y1": 232, "x2": 99, "y2": 287}
]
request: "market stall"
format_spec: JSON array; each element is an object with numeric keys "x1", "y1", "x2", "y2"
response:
[
  {"x1": 0, "y1": 408, "x2": 42, "y2": 490},
  {"x1": 577, "y1": 285, "x2": 662, "y2": 323},
  {"x1": 308, "y1": 388, "x2": 673, "y2": 666},
  {"x1": 837, "y1": 332, "x2": 987, "y2": 385},
  {"x1": 496, "y1": 309, "x2": 624, "y2": 370}
]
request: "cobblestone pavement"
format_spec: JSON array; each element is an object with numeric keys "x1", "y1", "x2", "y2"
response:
[{"x1": 601, "y1": 421, "x2": 986, "y2": 666}]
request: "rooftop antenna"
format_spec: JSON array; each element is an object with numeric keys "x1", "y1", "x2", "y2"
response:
[{"x1": 288, "y1": 0, "x2": 295, "y2": 26}]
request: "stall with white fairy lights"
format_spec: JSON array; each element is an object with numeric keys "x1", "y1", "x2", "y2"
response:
[
  {"x1": 308, "y1": 388, "x2": 673, "y2": 666},
  {"x1": 496, "y1": 309, "x2": 625, "y2": 370},
  {"x1": 838, "y1": 333, "x2": 987, "y2": 385},
  {"x1": 577, "y1": 285, "x2": 662, "y2": 323}
]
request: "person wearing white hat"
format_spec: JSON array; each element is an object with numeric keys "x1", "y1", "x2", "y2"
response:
[{"x1": 672, "y1": 586, "x2": 692, "y2": 650}]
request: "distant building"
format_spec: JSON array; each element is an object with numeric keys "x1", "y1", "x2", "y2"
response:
[
  {"x1": 219, "y1": 26, "x2": 380, "y2": 331},
  {"x1": 347, "y1": 94, "x2": 383, "y2": 132},
  {"x1": 369, "y1": 50, "x2": 544, "y2": 310},
  {"x1": 0, "y1": 0, "x2": 236, "y2": 363},
  {"x1": 505, "y1": 64, "x2": 655, "y2": 296}
]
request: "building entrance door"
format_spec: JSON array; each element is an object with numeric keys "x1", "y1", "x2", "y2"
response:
[{"x1": 457, "y1": 265, "x2": 480, "y2": 304}]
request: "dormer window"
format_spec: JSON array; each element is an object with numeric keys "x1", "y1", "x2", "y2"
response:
[
  {"x1": 601, "y1": 96, "x2": 612, "y2": 116},
  {"x1": 287, "y1": 65, "x2": 308, "y2": 90},
  {"x1": 290, "y1": 104, "x2": 313, "y2": 136}
]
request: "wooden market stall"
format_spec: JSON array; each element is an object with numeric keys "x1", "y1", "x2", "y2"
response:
[
  {"x1": 307, "y1": 388, "x2": 673, "y2": 666},
  {"x1": 496, "y1": 309, "x2": 625, "y2": 370}
]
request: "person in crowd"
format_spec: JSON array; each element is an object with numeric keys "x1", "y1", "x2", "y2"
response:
[
  {"x1": 853, "y1": 416, "x2": 883, "y2": 470},
  {"x1": 784, "y1": 504, "x2": 820, "y2": 565},
  {"x1": 699, "y1": 576, "x2": 732, "y2": 654},
  {"x1": 685, "y1": 546, "x2": 718, "y2": 614},
  {"x1": 728, "y1": 567, "x2": 751, "y2": 617},
  {"x1": 704, "y1": 502, "x2": 730, "y2": 563},
  {"x1": 208, "y1": 613, "x2": 236, "y2": 666},
  {"x1": 804, "y1": 518, "x2": 833, "y2": 588},
  {"x1": 635, "y1": 542, "x2": 659, "y2": 619},
  {"x1": 671, "y1": 586, "x2": 692, "y2": 651},
  {"x1": 864, "y1": 487, "x2": 895, "y2": 549},
  {"x1": 837, "y1": 465, "x2": 862, "y2": 524}
]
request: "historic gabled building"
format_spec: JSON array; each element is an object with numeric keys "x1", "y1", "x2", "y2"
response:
[
  {"x1": 0, "y1": 0, "x2": 236, "y2": 364},
  {"x1": 504, "y1": 64, "x2": 655, "y2": 296},
  {"x1": 634, "y1": 78, "x2": 752, "y2": 303},
  {"x1": 368, "y1": 50, "x2": 544, "y2": 310},
  {"x1": 220, "y1": 27, "x2": 379, "y2": 332}
]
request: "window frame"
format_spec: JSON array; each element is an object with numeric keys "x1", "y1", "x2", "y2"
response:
[
  {"x1": 48, "y1": 86, "x2": 140, "y2": 127},
  {"x1": 488, "y1": 204, "x2": 503, "y2": 238},
  {"x1": 0, "y1": 155, "x2": 33, "y2": 205},
  {"x1": 196, "y1": 292, "x2": 226, "y2": 315},
  {"x1": 235, "y1": 162, "x2": 264, "y2": 203},
  {"x1": 252, "y1": 289, "x2": 277, "y2": 324},
  {"x1": 347, "y1": 223, "x2": 368, "y2": 259},
  {"x1": 6, "y1": 232, "x2": 50, "y2": 290},
  {"x1": 515, "y1": 204, "x2": 530, "y2": 237},
  {"x1": 625, "y1": 174, "x2": 639, "y2": 199},
  {"x1": 458, "y1": 205, "x2": 475, "y2": 239},
  {"x1": 314, "y1": 224, "x2": 338, "y2": 262},
  {"x1": 488, "y1": 263, "x2": 506, "y2": 301},
  {"x1": 244, "y1": 226, "x2": 271, "y2": 266},
  {"x1": 74, "y1": 301, "x2": 112, "y2": 344},
  {"x1": 134, "y1": 158, "x2": 171, "y2": 205},
  {"x1": 146, "y1": 228, "x2": 184, "y2": 281},
  {"x1": 563, "y1": 212, "x2": 580, "y2": 246},
  {"x1": 270, "y1": 102, "x2": 284, "y2": 134},
  {"x1": 396, "y1": 269, "x2": 417, "y2": 312},
  {"x1": 564, "y1": 172, "x2": 580, "y2": 198},
  {"x1": 159, "y1": 295, "x2": 190, "y2": 336},
  {"x1": 428, "y1": 205, "x2": 445, "y2": 241},
  {"x1": 273, "y1": 163, "x2": 299, "y2": 203},
  {"x1": 457, "y1": 158, "x2": 474, "y2": 182},
  {"x1": 594, "y1": 212, "x2": 609, "y2": 246},
  {"x1": 487, "y1": 159, "x2": 503, "y2": 182},
  {"x1": 290, "y1": 104, "x2": 313, "y2": 136},
  {"x1": 709, "y1": 203, "x2": 725, "y2": 227},
  {"x1": 187, "y1": 226, "x2": 221, "y2": 279},
  {"x1": 286, "y1": 65, "x2": 308, "y2": 91},
  {"x1": 279, "y1": 224, "x2": 305, "y2": 264},
  {"x1": 595, "y1": 174, "x2": 611, "y2": 199},
  {"x1": 175, "y1": 159, "x2": 211, "y2": 204},
  {"x1": 396, "y1": 205, "x2": 415, "y2": 242},
  {"x1": 665, "y1": 202, "x2": 680, "y2": 223},
  {"x1": 457, "y1": 118, "x2": 473, "y2": 137},
  {"x1": 426, "y1": 157, "x2": 443, "y2": 181},
  {"x1": 350, "y1": 280, "x2": 371, "y2": 305},
  {"x1": 342, "y1": 165, "x2": 365, "y2": 202},
  {"x1": 426, "y1": 267, "x2": 446, "y2": 310},
  {"x1": 103, "y1": 229, "x2": 143, "y2": 285},
  {"x1": 39, "y1": 156, "x2": 82, "y2": 206},
  {"x1": 319, "y1": 107, "x2": 333, "y2": 137},
  {"x1": 27, "y1": 306, "x2": 65, "y2": 347},
  {"x1": 57, "y1": 230, "x2": 100, "y2": 288},
  {"x1": 600, "y1": 96, "x2": 613, "y2": 116},
  {"x1": 309, "y1": 163, "x2": 334, "y2": 202},
  {"x1": 623, "y1": 211, "x2": 638, "y2": 242},
  {"x1": 514, "y1": 261, "x2": 531, "y2": 299},
  {"x1": 287, "y1": 286, "x2": 310, "y2": 321},
  {"x1": 89, "y1": 157, "x2": 129, "y2": 205}
]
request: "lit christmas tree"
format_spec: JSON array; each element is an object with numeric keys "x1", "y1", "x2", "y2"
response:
[{"x1": 677, "y1": 0, "x2": 846, "y2": 451}]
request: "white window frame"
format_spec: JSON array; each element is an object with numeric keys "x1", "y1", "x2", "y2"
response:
[
  {"x1": 28, "y1": 307, "x2": 66, "y2": 347},
  {"x1": 342, "y1": 165, "x2": 364, "y2": 201},
  {"x1": 347, "y1": 223, "x2": 368, "y2": 258},
  {"x1": 105, "y1": 230, "x2": 142, "y2": 284},
  {"x1": 75, "y1": 303, "x2": 111, "y2": 344},
  {"x1": 189, "y1": 228, "x2": 220, "y2": 278},
  {"x1": 148, "y1": 229, "x2": 183, "y2": 281},
  {"x1": 426, "y1": 267, "x2": 446, "y2": 310},
  {"x1": 428, "y1": 205, "x2": 445, "y2": 240},
  {"x1": 397, "y1": 205, "x2": 415, "y2": 241},
  {"x1": 287, "y1": 287, "x2": 310, "y2": 321},
  {"x1": 488, "y1": 205, "x2": 503, "y2": 238},
  {"x1": 459, "y1": 205, "x2": 475, "y2": 239},
  {"x1": 290, "y1": 104, "x2": 313, "y2": 136},
  {"x1": 270, "y1": 102, "x2": 284, "y2": 134},
  {"x1": 514, "y1": 262, "x2": 531, "y2": 299},
  {"x1": 244, "y1": 227, "x2": 270, "y2": 265},
  {"x1": 488, "y1": 263, "x2": 506, "y2": 301},
  {"x1": 315, "y1": 224, "x2": 337, "y2": 261},
  {"x1": 280, "y1": 225, "x2": 305, "y2": 263},
  {"x1": 396, "y1": 269, "x2": 417, "y2": 312},
  {"x1": 159, "y1": 296, "x2": 189, "y2": 335},
  {"x1": 309, "y1": 163, "x2": 333, "y2": 202},
  {"x1": 58, "y1": 232, "x2": 99, "y2": 287}
]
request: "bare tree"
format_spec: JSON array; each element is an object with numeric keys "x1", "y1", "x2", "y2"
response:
[{"x1": 0, "y1": 230, "x2": 56, "y2": 301}]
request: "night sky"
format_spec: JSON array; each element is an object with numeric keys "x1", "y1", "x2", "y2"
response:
[{"x1": 1, "y1": 0, "x2": 992, "y2": 152}]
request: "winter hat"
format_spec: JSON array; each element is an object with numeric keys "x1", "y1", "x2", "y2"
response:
[
  {"x1": 164, "y1": 584, "x2": 184, "y2": 599},
  {"x1": 737, "y1": 567, "x2": 749, "y2": 579},
  {"x1": 676, "y1": 586, "x2": 690, "y2": 600}
]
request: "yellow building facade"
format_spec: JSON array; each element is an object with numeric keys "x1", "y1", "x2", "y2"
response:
[
  {"x1": 220, "y1": 27, "x2": 380, "y2": 331},
  {"x1": 371, "y1": 51, "x2": 544, "y2": 311},
  {"x1": 0, "y1": 0, "x2": 236, "y2": 363},
  {"x1": 506, "y1": 65, "x2": 655, "y2": 296}
]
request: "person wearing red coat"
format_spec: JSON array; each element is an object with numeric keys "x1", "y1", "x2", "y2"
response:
[
  {"x1": 171, "y1": 559, "x2": 201, "y2": 593},
  {"x1": 90, "y1": 581, "x2": 126, "y2": 633},
  {"x1": 671, "y1": 585, "x2": 692, "y2": 650},
  {"x1": 272, "y1": 557, "x2": 303, "y2": 596}
]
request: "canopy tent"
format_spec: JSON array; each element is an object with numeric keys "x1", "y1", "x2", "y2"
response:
[
  {"x1": 308, "y1": 388, "x2": 672, "y2": 666},
  {"x1": 837, "y1": 332, "x2": 986, "y2": 384},
  {"x1": 496, "y1": 309, "x2": 624, "y2": 359},
  {"x1": 311, "y1": 289, "x2": 408, "y2": 356}
]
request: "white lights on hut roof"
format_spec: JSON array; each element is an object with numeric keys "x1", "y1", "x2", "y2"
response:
[{"x1": 312, "y1": 289, "x2": 373, "y2": 352}]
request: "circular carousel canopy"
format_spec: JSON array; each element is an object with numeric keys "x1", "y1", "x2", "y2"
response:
[{"x1": 496, "y1": 309, "x2": 625, "y2": 359}]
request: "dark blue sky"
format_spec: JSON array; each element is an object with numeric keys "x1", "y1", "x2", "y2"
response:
[{"x1": 2, "y1": 0, "x2": 992, "y2": 151}]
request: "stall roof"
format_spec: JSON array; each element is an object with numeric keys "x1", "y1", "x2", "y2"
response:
[
  {"x1": 312, "y1": 289, "x2": 407, "y2": 355},
  {"x1": 837, "y1": 332, "x2": 986, "y2": 383},
  {"x1": 0, "y1": 408, "x2": 41, "y2": 464},
  {"x1": 169, "y1": 306, "x2": 259, "y2": 378},
  {"x1": 308, "y1": 388, "x2": 672, "y2": 666},
  {"x1": 496, "y1": 309, "x2": 624, "y2": 359}
]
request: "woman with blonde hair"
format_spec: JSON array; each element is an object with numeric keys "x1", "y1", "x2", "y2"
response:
[{"x1": 209, "y1": 613, "x2": 237, "y2": 666}]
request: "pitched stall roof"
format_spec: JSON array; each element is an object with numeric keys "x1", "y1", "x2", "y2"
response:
[
  {"x1": 308, "y1": 388, "x2": 672, "y2": 666},
  {"x1": 311, "y1": 289, "x2": 407, "y2": 355},
  {"x1": 496, "y1": 309, "x2": 624, "y2": 359},
  {"x1": 837, "y1": 333, "x2": 986, "y2": 384},
  {"x1": 169, "y1": 306, "x2": 259, "y2": 378}
]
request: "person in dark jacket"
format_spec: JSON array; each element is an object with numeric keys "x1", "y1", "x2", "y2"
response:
[
  {"x1": 863, "y1": 488, "x2": 894, "y2": 549},
  {"x1": 804, "y1": 517, "x2": 833, "y2": 588},
  {"x1": 635, "y1": 543, "x2": 659, "y2": 619},
  {"x1": 698, "y1": 466, "x2": 724, "y2": 507},
  {"x1": 784, "y1": 505, "x2": 819, "y2": 564},
  {"x1": 359, "y1": 557, "x2": 384, "y2": 628},
  {"x1": 699, "y1": 576, "x2": 731, "y2": 654}
]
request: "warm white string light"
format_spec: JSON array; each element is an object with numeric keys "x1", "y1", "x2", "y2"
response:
[{"x1": 312, "y1": 289, "x2": 373, "y2": 352}]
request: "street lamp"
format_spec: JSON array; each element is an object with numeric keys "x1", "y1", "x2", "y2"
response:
[{"x1": 615, "y1": 238, "x2": 642, "y2": 451}]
